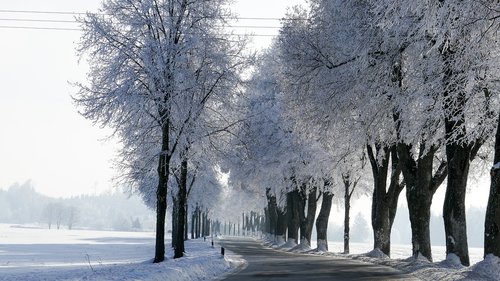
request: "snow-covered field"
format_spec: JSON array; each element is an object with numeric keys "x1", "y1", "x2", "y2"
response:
[{"x1": 0, "y1": 224, "x2": 236, "y2": 281}]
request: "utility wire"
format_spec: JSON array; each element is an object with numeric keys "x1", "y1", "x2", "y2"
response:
[
  {"x1": 0, "y1": 18, "x2": 282, "y2": 29},
  {"x1": 0, "y1": 9, "x2": 84, "y2": 15},
  {"x1": 0, "y1": 25, "x2": 278, "y2": 36},
  {"x1": 0, "y1": 9, "x2": 309, "y2": 21},
  {"x1": 0, "y1": 25, "x2": 80, "y2": 31},
  {"x1": 0, "y1": 8, "x2": 298, "y2": 35},
  {"x1": 0, "y1": 18, "x2": 76, "y2": 23}
]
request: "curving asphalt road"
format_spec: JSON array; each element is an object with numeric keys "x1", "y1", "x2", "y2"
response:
[{"x1": 219, "y1": 237, "x2": 420, "y2": 281}]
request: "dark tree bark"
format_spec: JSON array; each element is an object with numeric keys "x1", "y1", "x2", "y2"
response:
[
  {"x1": 299, "y1": 185, "x2": 318, "y2": 247},
  {"x1": 342, "y1": 174, "x2": 358, "y2": 254},
  {"x1": 242, "y1": 212, "x2": 246, "y2": 235},
  {"x1": 173, "y1": 155, "x2": 188, "y2": 259},
  {"x1": 184, "y1": 204, "x2": 188, "y2": 241},
  {"x1": 196, "y1": 206, "x2": 201, "y2": 238},
  {"x1": 315, "y1": 187, "x2": 334, "y2": 252},
  {"x1": 191, "y1": 211, "x2": 195, "y2": 239},
  {"x1": 443, "y1": 143, "x2": 471, "y2": 264},
  {"x1": 485, "y1": 113, "x2": 500, "y2": 257},
  {"x1": 276, "y1": 207, "x2": 287, "y2": 243},
  {"x1": 442, "y1": 86, "x2": 471, "y2": 265},
  {"x1": 172, "y1": 195, "x2": 178, "y2": 248},
  {"x1": 440, "y1": 39, "x2": 489, "y2": 266},
  {"x1": 287, "y1": 190, "x2": 301, "y2": 244},
  {"x1": 397, "y1": 140, "x2": 447, "y2": 262},
  {"x1": 367, "y1": 144, "x2": 404, "y2": 257},
  {"x1": 266, "y1": 189, "x2": 278, "y2": 236},
  {"x1": 442, "y1": 78, "x2": 489, "y2": 266},
  {"x1": 201, "y1": 212, "x2": 205, "y2": 237},
  {"x1": 204, "y1": 212, "x2": 209, "y2": 236},
  {"x1": 154, "y1": 122, "x2": 170, "y2": 263}
]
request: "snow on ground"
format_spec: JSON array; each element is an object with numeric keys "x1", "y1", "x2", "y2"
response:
[
  {"x1": 260, "y1": 238, "x2": 493, "y2": 280},
  {"x1": 309, "y1": 241, "x2": 484, "y2": 265},
  {"x1": 0, "y1": 224, "x2": 237, "y2": 281}
]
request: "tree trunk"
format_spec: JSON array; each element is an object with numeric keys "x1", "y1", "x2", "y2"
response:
[
  {"x1": 316, "y1": 189, "x2": 333, "y2": 252},
  {"x1": 242, "y1": 213, "x2": 246, "y2": 236},
  {"x1": 407, "y1": 186, "x2": 433, "y2": 261},
  {"x1": 344, "y1": 187, "x2": 351, "y2": 255},
  {"x1": 196, "y1": 206, "x2": 201, "y2": 238},
  {"x1": 485, "y1": 113, "x2": 500, "y2": 257},
  {"x1": 201, "y1": 212, "x2": 205, "y2": 237},
  {"x1": 172, "y1": 196, "x2": 178, "y2": 248},
  {"x1": 266, "y1": 190, "x2": 278, "y2": 236},
  {"x1": 154, "y1": 122, "x2": 169, "y2": 263},
  {"x1": 174, "y1": 155, "x2": 188, "y2": 259},
  {"x1": 184, "y1": 204, "x2": 188, "y2": 241},
  {"x1": 443, "y1": 141, "x2": 471, "y2": 266},
  {"x1": 368, "y1": 144, "x2": 404, "y2": 257},
  {"x1": 398, "y1": 141, "x2": 446, "y2": 262},
  {"x1": 191, "y1": 211, "x2": 195, "y2": 239},
  {"x1": 305, "y1": 186, "x2": 318, "y2": 246},
  {"x1": 276, "y1": 207, "x2": 287, "y2": 244},
  {"x1": 368, "y1": 144, "x2": 391, "y2": 256},
  {"x1": 287, "y1": 190, "x2": 300, "y2": 244},
  {"x1": 443, "y1": 89, "x2": 471, "y2": 266},
  {"x1": 205, "y1": 212, "x2": 209, "y2": 236},
  {"x1": 299, "y1": 185, "x2": 317, "y2": 247}
]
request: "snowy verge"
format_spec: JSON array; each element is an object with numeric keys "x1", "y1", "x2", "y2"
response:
[
  {"x1": 472, "y1": 254, "x2": 500, "y2": 281},
  {"x1": 343, "y1": 251, "x2": 492, "y2": 281},
  {"x1": 212, "y1": 244, "x2": 248, "y2": 280},
  {"x1": 257, "y1": 237, "x2": 494, "y2": 281}
]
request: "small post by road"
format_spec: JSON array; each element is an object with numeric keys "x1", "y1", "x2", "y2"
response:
[{"x1": 221, "y1": 247, "x2": 225, "y2": 256}]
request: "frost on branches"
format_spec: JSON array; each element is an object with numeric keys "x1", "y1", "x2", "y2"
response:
[{"x1": 75, "y1": 0, "x2": 249, "y2": 262}]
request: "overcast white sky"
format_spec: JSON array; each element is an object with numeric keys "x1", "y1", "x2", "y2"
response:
[{"x1": 0, "y1": 0, "x2": 305, "y2": 198}]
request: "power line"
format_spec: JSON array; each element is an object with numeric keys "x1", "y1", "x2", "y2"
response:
[
  {"x1": 0, "y1": 25, "x2": 80, "y2": 31},
  {"x1": 0, "y1": 18, "x2": 77, "y2": 23},
  {"x1": 0, "y1": 18, "x2": 282, "y2": 29},
  {"x1": 0, "y1": 9, "x2": 309, "y2": 21},
  {"x1": 0, "y1": 25, "x2": 278, "y2": 36}
]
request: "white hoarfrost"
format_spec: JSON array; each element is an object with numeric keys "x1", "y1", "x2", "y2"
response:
[
  {"x1": 366, "y1": 248, "x2": 389, "y2": 259},
  {"x1": 440, "y1": 253, "x2": 464, "y2": 269},
  {"x1": 472, "y1": 254, "x2": 500, "y2": 280},
  {"x1": 272, "y1": 235, "x2": 286, "y2": 248},
  {"x1": 279, "y1": 238, "x2": 298, "y2": 250},
  {"x1": 291, "y1": 239, "x2": 312, "y2": 252},
  {"x1": 493, "y1": 162, "x2": 500, "y2": 170},
  {"x1": 316, "y1": 239, "x2": 328, "y2": 252}
]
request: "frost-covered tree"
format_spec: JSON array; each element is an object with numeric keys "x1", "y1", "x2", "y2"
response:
[
  {"x1": 75, "y1": 0, "x2": 247, "y2": 262},
  {"x1": 433, "y1": 1, "x2": 499, "y2": 266},
  {"x1": 386, "y1": 0, "x2": 500, "y2": 265},
  {"x1": 276, "y1": 0, "x2": 406, "y2": 257}
]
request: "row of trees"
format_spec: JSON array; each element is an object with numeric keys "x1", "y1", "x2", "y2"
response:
[
  {"x1": 76, "y1": 0, "x2": 500, "y2": 267},
  {"x1": 228, "y1": 0, "x2": 500, "y2": 267},
  {"x1": 42, "y1": 203, "x2": 78, "y2": 230},
  {"x1": 76, "y1": 0, "x2": 251, "y2": 262}
]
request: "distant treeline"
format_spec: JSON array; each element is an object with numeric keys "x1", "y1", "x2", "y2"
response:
[{"x1": 0, "y1": 181, "x2": 155, "y2": 231}]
